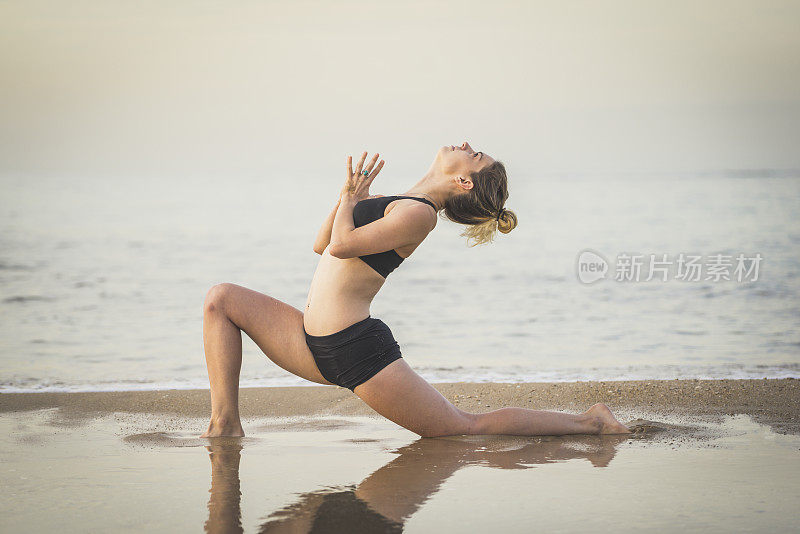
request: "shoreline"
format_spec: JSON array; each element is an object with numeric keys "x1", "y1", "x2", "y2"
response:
[
  {"x1": 2, "y1": 378, "x2": 798, "y2": 435},
  {"x1": 2, "y1": 362, "x2": 797, "y2": 394}
]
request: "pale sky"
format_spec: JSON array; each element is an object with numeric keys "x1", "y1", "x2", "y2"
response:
[{"x1": 1, "y1": 0, "x2": 799, "y2": 177}]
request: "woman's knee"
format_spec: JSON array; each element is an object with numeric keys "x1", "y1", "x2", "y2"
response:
[
  {"x1": 422, "y1": 409, "x2": 477, "y2": 438},
  {"x1": 204, "y1": 283, "x2": 236, "y2": 315},
  {"x1": 460, "y1": 410, "x2": 482, "y2": 436},
  {"x1": 462, "y1": 409, "x2": 501, "y2": 436}
]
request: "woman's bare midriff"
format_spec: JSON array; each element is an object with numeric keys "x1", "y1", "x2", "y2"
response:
[
  {"x1": 303, "y1": 198, "x2": 433, "y2": 336},
  {"x1": 303, "y1": 249, "x2": 384, "y2": 335}
]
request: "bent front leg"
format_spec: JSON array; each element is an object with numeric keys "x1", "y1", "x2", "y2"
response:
[{"x1": 202, "y1": 285, "x2": 245, "y2": 437}]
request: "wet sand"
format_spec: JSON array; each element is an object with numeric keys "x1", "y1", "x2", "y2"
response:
[
  {"x1": 2, "y1": 379, "x2": 799, "y2": 532},
  {"x1": 2, "y1": 408, "x2": 799, "y2": 532},
  {"x1": 2, "y1": 379, "x2": 798, "y2": 435}
]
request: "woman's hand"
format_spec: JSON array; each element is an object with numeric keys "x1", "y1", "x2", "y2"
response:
[{"x1": 340, "y1": 151, "x2": 385, "y2": 202}]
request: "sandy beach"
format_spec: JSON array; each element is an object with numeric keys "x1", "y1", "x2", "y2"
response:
[
  {"x1": 2, "y1": 379, "x2": 800, "y2": 532},
  {"x1": 3, "y1": 378, "x2": 798, "y2": 435}
]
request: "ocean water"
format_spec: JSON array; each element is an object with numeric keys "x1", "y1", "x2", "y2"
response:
[{"x1": 1, "y1": 171, "x2": 799, "y2": 392}]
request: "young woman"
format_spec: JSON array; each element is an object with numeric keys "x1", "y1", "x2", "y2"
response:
[{"x1": 201, "y1": 142, "x2": 631, "y2": 438}]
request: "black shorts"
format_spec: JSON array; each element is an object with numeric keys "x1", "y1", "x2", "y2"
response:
[{"x1": 303, "y1": 315, "x2": 403, "y2": 392}]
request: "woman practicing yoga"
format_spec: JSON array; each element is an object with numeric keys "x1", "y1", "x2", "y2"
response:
[{"x1": 201, "y1": 142, "x2": 631, "y2": 438}]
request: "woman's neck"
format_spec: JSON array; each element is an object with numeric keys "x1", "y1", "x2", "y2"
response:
[{"x1": 401, "y1": 173, "x2": 448, "y2": 212}]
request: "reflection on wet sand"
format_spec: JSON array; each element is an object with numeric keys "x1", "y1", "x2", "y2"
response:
[
  {"x1": 203, "y1": 433, "x2": 630, "y2": 533},
  {"x1": 5, "y1": 411, "x2": 796, "y2": 532},
  {"x1": 205, "y1": 442, "x2": 245, "y2": 534}
]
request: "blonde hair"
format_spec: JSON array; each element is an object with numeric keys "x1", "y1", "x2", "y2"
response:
[{"x1": 440, "y1": 160, "x2": 518, "y2": 246}]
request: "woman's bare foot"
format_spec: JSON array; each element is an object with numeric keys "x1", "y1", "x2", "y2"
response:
[
  {"x1": 201, "y1": 416, "x2": 245, "y2": 438},
  {"x1": 584, "y1": 403, "x2": 631, "y2": 434}
]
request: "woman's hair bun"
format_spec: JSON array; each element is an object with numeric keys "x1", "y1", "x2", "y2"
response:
[{"x1": 496, "y1": 207, "x2": 517, "y2": 234}]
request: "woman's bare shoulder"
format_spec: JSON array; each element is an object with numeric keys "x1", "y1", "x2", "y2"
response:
[{"x1": 389, "y1": 197, "x2": 437, "y2": 231}]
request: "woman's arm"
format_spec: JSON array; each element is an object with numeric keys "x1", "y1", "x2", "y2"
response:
[
  {"x1": 313, "y1": 194, "x2": 386, "y2": 255},
  {"x1": 312, "y1": 197, "x2": 342, "y2": 255},
  {"x1": 328, "y1": 194, "x2": 359, "y2": 255},
  {"x1": 327, "y1": 151, "x2": 387, "y2": 256},
  {"x1": 328, "y1": 200, "x2": 434, "y2": 259}
]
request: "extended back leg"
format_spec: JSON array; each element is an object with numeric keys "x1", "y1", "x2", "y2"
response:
[{"x1": 354, "y1": 360, "x2": 630, "y2": 437}]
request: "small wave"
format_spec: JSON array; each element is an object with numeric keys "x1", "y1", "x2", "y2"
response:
[
  {"x1": 0, "y1": 262, "x2": 33, "y2": 271},
  {"x1": 2, "y1": 363, "x2": 798, "y2": 393},
  {"x1": 2, "y1": 295, "x2": 56, "y2": 303}
]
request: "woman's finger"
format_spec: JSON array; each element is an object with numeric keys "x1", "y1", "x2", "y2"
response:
[
  {"x1": 361, "y1": 153, "x2": 379, "y2": 177},
  {"x1": 354, "y1": 151, "x2": 367, "y2": 176},
  {"x1": 368, "y1": 159, "x2": 385, "y2": 180},
  {"x1": 346, "y1": 155, "x2": 353, "y2": 178}
]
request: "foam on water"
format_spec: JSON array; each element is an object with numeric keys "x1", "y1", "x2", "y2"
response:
[{"x1": 1, "y1": 363, "x2": 797, "y2": 393}]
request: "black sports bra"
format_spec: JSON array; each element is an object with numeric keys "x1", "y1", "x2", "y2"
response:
[{"x1": 351, "y1": 195, "x2": 437, "y2": 278}]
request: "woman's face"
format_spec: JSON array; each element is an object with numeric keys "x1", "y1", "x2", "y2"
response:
[{"x1": 436, "y1": 141, "x2": 496, "y2": 178}]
